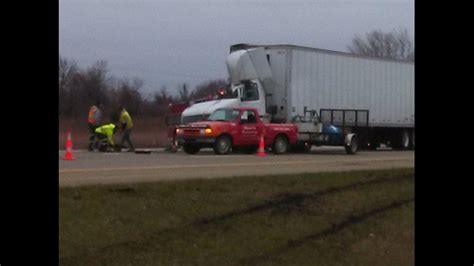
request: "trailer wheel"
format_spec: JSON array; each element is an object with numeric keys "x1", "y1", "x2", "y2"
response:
[
  {"x1": 393, "y1": 130, "x2": 410, "y2": 150},
  {"x1": 345, "y1": 136, "x2": 358, "y2": 154},
  {"x1": 303, "y1": 143, "x2": 312, "y2": 152},
  {"x1": 183, "y1": 145, "x2": 200, "y2": 154},
  {"x1": 409, "y1": 130, "x2": 415, "y2": 150},
  {"x1": 214, "y1": 135, "x2": 232, "y2": 155},
  {"x1": 273, "y1": 135, "x2": 289, "y2": 154}
]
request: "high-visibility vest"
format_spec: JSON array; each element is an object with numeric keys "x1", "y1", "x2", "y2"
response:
[
  {"x1": 88, "y1": 106, "x2": 98, "y2": 124},
  {"x1": 95, "y1": 123, "x2": 116, "y2": 145},
  {"x1": 120, "y1": 109, "x2": 134, "y2": 129}
]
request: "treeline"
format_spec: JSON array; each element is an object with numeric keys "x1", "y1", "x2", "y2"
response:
[
  {"x1": 348, "y1": 29, "x2": 414, "y2": 61},
  {"x1": 59, "y1": 55, "x2": 229, "y2": 120}
]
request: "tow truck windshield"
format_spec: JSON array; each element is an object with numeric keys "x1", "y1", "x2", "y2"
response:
[{"x1": 207, "y1": 109, "x2": 240, "y2": 122}]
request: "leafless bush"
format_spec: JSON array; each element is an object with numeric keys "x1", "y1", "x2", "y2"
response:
[
  {"x1": 59, "y1": 55, "x2": 229, "y2": 120},
  {"x1": 348, "y1": 29, "x2": 414, "y2": 61}
]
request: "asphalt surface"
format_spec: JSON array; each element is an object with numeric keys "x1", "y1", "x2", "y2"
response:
[{"x1": 59, "y1": 147, "x2": 414, "y2": 187}]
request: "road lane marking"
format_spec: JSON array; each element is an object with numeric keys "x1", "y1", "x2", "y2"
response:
[{"x1": 59, "y1": 157, "x2": 412, "y2": 174}]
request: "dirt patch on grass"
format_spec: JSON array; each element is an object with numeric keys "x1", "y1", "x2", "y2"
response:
[
  {"x1": 194, "y1": 173, "x2": 412, "y2": 226},
  {"x1": 108, "y1": 187, "x2": 137, "y2": 194},
  {"x1": 60, "y1": 169, "x2": 414, "y2": 266}
]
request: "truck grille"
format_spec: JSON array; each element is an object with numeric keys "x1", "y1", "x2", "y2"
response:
[
  {"x1": 182, "y1": 114, "x2": 208, "y2": 124},
  {"x1": 183, "y1": 129, "x2": 201, "y2": 136}
]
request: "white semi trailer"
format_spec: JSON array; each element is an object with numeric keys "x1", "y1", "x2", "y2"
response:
[{"x1": 182, "y1": 43, "x2": 414, "y2": 154}]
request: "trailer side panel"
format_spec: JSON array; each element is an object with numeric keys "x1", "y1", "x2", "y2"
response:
[{"x1": 288, "y1": 48, "x2": 414, "y2": 128}]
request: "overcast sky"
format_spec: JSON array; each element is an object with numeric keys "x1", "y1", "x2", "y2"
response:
[{"x1": 59, "y1": 0, "x2": 414, "y2": 97}]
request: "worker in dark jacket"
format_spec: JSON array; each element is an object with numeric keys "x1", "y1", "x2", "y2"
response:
[{"x1": 88, "y1": 101, "x2": 103, "y2": 151}]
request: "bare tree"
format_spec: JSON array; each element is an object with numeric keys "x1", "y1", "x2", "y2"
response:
[
  {"x1": 60, "y1": 56, "x2": 230, "y2": 119},
  {"x1": 347, "y1": 29, "x2": 414, "y2": 61},
  {"x1": 178, "y1": 83, "x2": 190, "y2": 102},
  {"x1": 59, "y1": 56, "x2": 78, "y2": 116},
  {"x1": 84, "y1": 60, "x2": 110, "y2": 105},
  {"x1": 115, "y1": 77, "x2": 143, "y2": 116},
  {"x1": 59, "y1": 56, "x2": 78, "y2": 92},
  {"x1": 151, "y1": 86, "x2": 175, "y2": 116},
  {"x1": 58, "y1": 57, "x2": 113, "y2": 118},
  {"x1": 154, "y1": 86, "x2": 173, "y2": 104}
]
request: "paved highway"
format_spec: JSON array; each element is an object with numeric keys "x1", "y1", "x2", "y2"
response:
[{"x1": 59, "y1": 147, "x2": 414, "y2": 187}]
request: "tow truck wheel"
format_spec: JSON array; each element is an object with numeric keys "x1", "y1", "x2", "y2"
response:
[
  {"x1": 345, "y1": 136, "x2": 358, "y2": 154},
  {"x1": 183, "y1": 145, "x2": 200, "y2": 154},
  {"x1": 214, "y1": 135, "x2": 232, "y2": 155},
  {"x1": 273, "y1": 135, "x2": 289, "y2": 154}
]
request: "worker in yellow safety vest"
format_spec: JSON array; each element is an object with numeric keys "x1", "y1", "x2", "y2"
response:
[
  {"x1": 118, "y1": 105, "x2": 135, "y2": 152},
  {"x1": 88, "y1": 102, "x2": 103, "y2": 151},
  {"x1": 94, "y1": 123, "x2": 118, "y2": 152}
]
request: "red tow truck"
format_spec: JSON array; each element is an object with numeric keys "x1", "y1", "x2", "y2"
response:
[
  {"x1": 176, "y1": 107, "x2": 298, "y2": 155},
  {"x1": 165, "y1": 90, "x2": 226, "y2": 152}
]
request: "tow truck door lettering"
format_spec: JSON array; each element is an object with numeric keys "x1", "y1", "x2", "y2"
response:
[
  {"x1": 242, "y1": 126, "x2": 257, "y2": 133},
  {"x1": 239, "y1": 110, "x2": 261, "y2": 145}
]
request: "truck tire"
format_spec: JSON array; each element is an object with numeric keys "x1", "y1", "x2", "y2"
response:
[
  {"x1": 345, "y1": 136, "x2": 358, "y2": 154},
  {"x1": 214, "y1": 135, "x2": 232, "y2": 155},
  {"x1": 409, "y1": 130, "x2": 415, "y2": 150},
  {"x1": 392, "y1": 130, "x2": 410, "y2": 150},
  {"x1": 273, "y1": 135, "x2": 289, "y2": 154},
  {"x1": 183, "y1": 145, "x2": 200, "y2": 154}
]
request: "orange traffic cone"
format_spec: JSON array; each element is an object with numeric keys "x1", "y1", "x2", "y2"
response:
[
  {"x1": 63, "y1": 131, "x2": 76, "y2": 160},
  {"x1": 256, "y1": 134, "x2": 267, "y2": 157}
]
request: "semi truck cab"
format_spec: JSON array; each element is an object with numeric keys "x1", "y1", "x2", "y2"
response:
[{"x1": 230, "y1": 79, "x2": 267, "y2": 119}]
